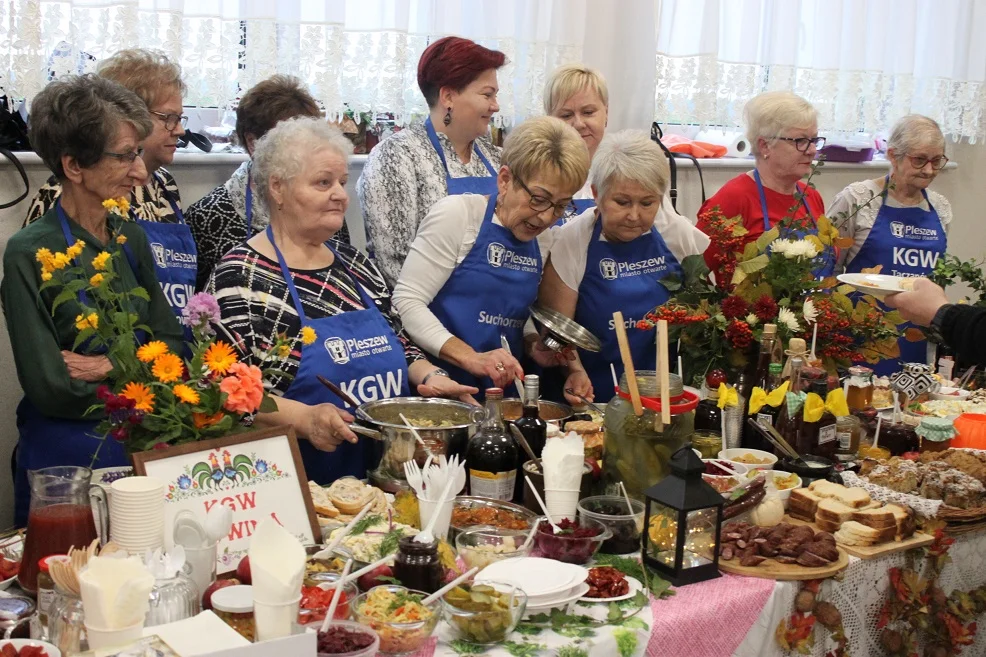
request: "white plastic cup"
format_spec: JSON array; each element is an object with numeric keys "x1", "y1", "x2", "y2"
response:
[
  {"x1": 183, "y1": 541, "x2": 218, "y2": 600},
  {"x1": 416, "y1": 494, "x2": 454, "y2": 541},
  {"x1": 544, "y1": 488, "x2": 580, "y2": 522},
  {"x1": 84, "y1": 622, "x2": 144, "y2": 650},
  {"x1": 253, "y1": 595, "x2": 301, "y2": 642}
]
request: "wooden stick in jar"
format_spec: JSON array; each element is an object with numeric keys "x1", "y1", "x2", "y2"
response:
[
  {"x1": 612, "y1": 311, "x2": 643, "y2": 416},
  {"x1": 658, "y1": 320, "x2": 672, "y2": 426}
]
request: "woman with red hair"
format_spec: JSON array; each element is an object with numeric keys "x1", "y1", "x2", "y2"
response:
[{"x1": 357, "y1": 36, "x2": 506, "y2": 288}]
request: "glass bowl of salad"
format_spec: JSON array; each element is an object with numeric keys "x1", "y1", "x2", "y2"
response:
[{"x1": 350, "y1": 585, "x2": 441, "y2": 655}]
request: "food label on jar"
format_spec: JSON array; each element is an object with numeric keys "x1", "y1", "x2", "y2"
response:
[
  {"x1": 469, "y1": 469, "x2": 516, "y2": 501},
  {"x1": 756, "y1": 413, "x2": 774, "y2": 428},
  {"x1": 38, "y1": 587, "x2": 55, "y2": 617},
  {"x1": 819, "y1": 425, "x2": 837, "y2": 445},
  {"x1": 837, "y1": 430, "x2": 852, "y2": 450}
]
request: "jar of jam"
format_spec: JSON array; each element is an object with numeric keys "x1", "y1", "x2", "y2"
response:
[
  {"x1": 393, "y1": 537, "x2": 442, "y2": 594},
  {"x1": 881, "y1": 420, "x2": 919, "y2": 456},
  {"x1": 36, "y1": 555, "x2": 69, "y2": 632},
  {"x1": 916, "y1": 417, "x2": 956, "y2": 453},
  {"x1": 691, "y1": 432, "x2": 722, "y2": 459},
  {"x1": 846, "y1": 366, "x2": 874, "y2": 411},
  {"x1": 211, "y1": 584, "x2": 255, "y2": 642},
  {"x1": 797, "y1": 377, "x2": 838, "y2": 461},
  {"x1": 835, "y1": 415, "x2": 862, "y2": 463}
]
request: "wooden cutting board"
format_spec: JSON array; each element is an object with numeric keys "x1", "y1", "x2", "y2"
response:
[
  {"x1": 785, "y1": 515, "x2": 933, "y2": 559},
  {"x1": 717, "y1": 546, "x2": 849, "y2": 581}
]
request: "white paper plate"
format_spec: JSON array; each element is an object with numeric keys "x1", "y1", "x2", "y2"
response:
[
  {"x1": 526, "y1": 582, "x2": 591, "y2": 612},
  {"x1": 476, "y1": 557, "x2": 588, "y2": 598},
  {"x1": 578, "y1": 575, "x2": 643, "y2": 603},
  {"x1": 837, "y1": 273, "x2": 913, "y2": 300}
]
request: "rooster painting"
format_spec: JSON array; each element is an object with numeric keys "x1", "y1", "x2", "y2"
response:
[{"x1": 190, "y1": 450, "x2": 256, "y2": 489}]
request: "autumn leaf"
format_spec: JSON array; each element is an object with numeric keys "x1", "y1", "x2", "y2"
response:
[
  {"x1": 834, "y1": 236, "x2": 855, "y2": 249},
  {"x1": 903, "y1": 327, "x2": 927, "y2": 342},
  {"x1": 756, "y1": 226, "x2": 780, "y2": 251},
  {"x1": 836, "y1": 284, "x2": 858, "y2": 295},
  {"x1": 861, "y1": 265, "x2": 884, "y2": 275}
]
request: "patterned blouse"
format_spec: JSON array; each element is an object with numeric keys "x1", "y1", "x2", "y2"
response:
[
  {"x1": 356, "y1": 122, "x2": 501, "y2": 288},
  {"x1": 186, "y1": 161, "x2": 351, "y2": 291},
  {"x1": 207, "y1": 239, "x2": 426, "y2": 397},
  {"x1": 24, "y1": 168, "x2": 183, "y2": 226}
]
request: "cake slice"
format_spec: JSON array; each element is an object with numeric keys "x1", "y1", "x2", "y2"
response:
[{"x1": 850, "y1": 507, "x2": 896, "y2": 529}]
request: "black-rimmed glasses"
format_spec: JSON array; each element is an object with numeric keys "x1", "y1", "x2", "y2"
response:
[
  {"x1": 774, "y1": 136, "x2": 826, "y2": 153},
  {"x1": 103, "y1": 147, "x2": 144, "y2": 163},
  {"x1": 150, "y1": 110, "x2": 188, "y2": 132},
  {"x1": 515, "y1": 176, "x2": 576, "y2": 219},
  {"x1": 905, "y1": 154, "x2": 949, "y2": 170}
]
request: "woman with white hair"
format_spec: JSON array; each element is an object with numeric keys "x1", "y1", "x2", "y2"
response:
[
  {"x1": 698, "y1": 91, "x2": 833, "y2": 278},
  {"x1": 537, "y1": 130, "x2": 710, "y2": 404},
  {"x1": 829, "y1": 114, "x2": 951, "y2": 373},
  {"x1": 208, "y1": 117, "x2": 476, "y2": 484}
]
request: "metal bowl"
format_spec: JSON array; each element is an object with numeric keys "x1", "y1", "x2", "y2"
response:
[
  {"x1": 501, "y1": 399, "x2": 573, "y2": 424},
  {"x1": 449, "y1": 496, "x2": 538, "y2": 543},
  {"x1": 358, "y1": 397, "x2": 484, "y2": 479},
  {"x1": 529, "y1": 305, "x2": 601, "y2": 353}
]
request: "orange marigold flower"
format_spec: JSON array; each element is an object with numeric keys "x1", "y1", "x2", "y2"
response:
[
  {"x1": 172, "y1": 383, "x2": 200, "y2": 405},
  {"x1": 204, "y1": 341, "x2": 238, "y2": 375},
  {"x1": 120, "y1": 382, "x2": 155, "y2": 412},
  {"x1": 137, "y1": 340, "x2": 169, "y2": 363},
  {"x1": 152, "y1": 353, "x2": 184, "y2": 383},
  {"x1": 220, "y1": 362, "x2": 265, "y2": 414},
  {"x1": 192, "y1": 410, "x2": 225, "y2": 429}
]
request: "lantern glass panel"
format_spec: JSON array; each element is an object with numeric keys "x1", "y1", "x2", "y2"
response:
[
  {"x1": 682, "y1": 508, "x2": 717, "y2": 567},
  {"x1": 645, "y1": 500, "x2": 677, "y2": 564},
  {"x1": 646, "y1": 501, "x2": 718, "y2": 569}
]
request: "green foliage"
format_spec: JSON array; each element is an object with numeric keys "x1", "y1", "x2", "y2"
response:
[
  {"x1": 448, "y1": 640, "x2": 487, "y2": 655},
  {"x1": 931, "y1": 253, "x2": 986, "y2": 307},
  {"x1": 502, "y1": 640, "x2": 546, "y2": 657},
  {"x1": 554, "y1": 645, "x2": 589, "y2": 657},
  {"x1": 613, "y1": 628, "x2": 639, "y2": 657},
  {"x1": 592, "y1": 554, "x2": 675, "y2": 599}
]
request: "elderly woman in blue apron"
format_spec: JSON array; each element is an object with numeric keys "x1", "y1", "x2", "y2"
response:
[
  {"x1": 2, "y1": 76, "x2": 185, "y2": 526},
  {"x1": 392, "y1": 117, "x2": 590, "y2": 398},
  {"x1": 357, "y1": 36, "x2": 506, "y2": 289},
  {"x1": 208, "y1": 118, "x2": 476, "y2": 484},
  {"x1": 537, "y1": 131, "x2": 711, "y2": 405},
  {"x1": 698, "y1": 92, "x2": 834, "y2": 280},
  {"x1": 24, "y1": 48, "x2": 197, "y2": 319},
  {"x1": 831, "y1": 115, "x2": 951, "y2": 374}
]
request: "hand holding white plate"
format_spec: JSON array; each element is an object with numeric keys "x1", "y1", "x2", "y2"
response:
[{"x1": 837, "y1": 273, "x2": 914, "y2": 301}]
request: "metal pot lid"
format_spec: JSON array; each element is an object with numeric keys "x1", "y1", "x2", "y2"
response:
[{"x1": 529, "y1": 305, "x2": 602, "y2": 353}]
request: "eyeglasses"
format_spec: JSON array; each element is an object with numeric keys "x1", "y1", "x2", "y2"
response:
[
  {"x1": 103, "y1": 147, "x2": 144, "y2": 163},
  {"x1": 514, "y1": 176, "x2": 575, "y2": 219},
  {"x1": 774, "y1": 136, "x2": 826, "y2": 153},
  {"x1": 150, "y1": 110, "x2": 188, "y2": 132},
  {"x1": 904, "y1": 154, "x2": 949, "y2": 170}
]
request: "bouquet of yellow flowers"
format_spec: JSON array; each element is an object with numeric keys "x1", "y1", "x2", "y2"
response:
[{"x1": 37, "y1": 197, "x2": 310, "y2": 455}]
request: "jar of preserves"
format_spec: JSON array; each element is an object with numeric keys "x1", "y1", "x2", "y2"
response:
[
  {"x1": 211, "y1": 584, "x2": 254, "y2": 642},
  {"x1": 881, "y1": 420, "x2": 919, "y2": 456},
  {"x1": 834, "y1": 415, "x2": 862, "y2": 462},
  {"x1": 846, "y1": 367, "x2": 874, "y2": 411},
  {"x1": 48, "y1": 591, "x2": 86, "y2": 654},
  {"x1": 36, "y1": 555, "x2": 68, "y2": 632},
  {"x1": 603, "y1": 371, "x2": 698, "y2": 499},
  {"x1": 916, "y1": 417, "x2": 956, "y2": 453},
  {"x1": 691, "y1": 432, "x2": 722, "y2": 460},
  {"x1": 393, "y1": 536, "x2": 443, "y2": 594}
]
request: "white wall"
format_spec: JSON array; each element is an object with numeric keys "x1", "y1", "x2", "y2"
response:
[{"x1": 0, "y1": 146, "x2": 979, "y2": 526}]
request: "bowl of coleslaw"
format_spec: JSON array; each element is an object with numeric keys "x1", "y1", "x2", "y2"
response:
[{"x1": 350, "y1": 585, "x2": 441, "y2": 655}]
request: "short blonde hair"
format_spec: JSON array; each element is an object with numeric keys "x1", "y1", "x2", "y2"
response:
[
  {"x1": 502, "y1": 116, "x2": 590, "y2": 194},
  {"x1": 251, "y1": 117, "x2": 352, "y2": 211},
  {"x1": 888, "y1": 114, "x2": 945, "y2": 157},
  {"x1": 542, "y1": 64, "x2": 609, "y2": 115},
  {"x1": 590, "y1": 130, "x2": 669, "y2": 200},
  {"x1": 744, "y1": 91, "x2": 818, "y2": 158},
  {"x1": 97, "y1": 48, "x2": 187, "y2": 109}
]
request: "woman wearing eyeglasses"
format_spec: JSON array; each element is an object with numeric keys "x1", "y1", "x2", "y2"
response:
[
  {"x1": 24, "y1": 49, "x2": 197, "y2": 319},
  {"x1": 2, "y1": 76, "x2": 183, "y2": 526},
  {"x1": 698, "y1": 91, "x2": 834, "y2": 279},
  {"x1": 392, "y1": 117, "x2": 590, "y2": 396},
  {"x1": 829, "y1": 114, "x2": 951, "y2": 373}
]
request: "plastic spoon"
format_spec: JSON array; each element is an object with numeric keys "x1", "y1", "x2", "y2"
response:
[
  {"x1": 205, "y1": 504, "x2": 232, "y2": 545},
  {"x1": 319, "y1": 558, "x2": 354, "y2": 633},
  {"x1": 618, "y1": 482, "x2": 635, "y2": 515},
  {"x1": 421, "y1": 567, "x2": 480, "y2": 606},
  {"x1": 399, "y1": 413, "x2": 433, "y2": 458},
  {"x1": 524, "y1": 475, "x2": 561, "y2": 534},
  {"x1": 521, "y1": 523, "x2": 540, "y2": 550},
  {"x1": 415, "y1": 475, "x2": 456, "y2": 544}
]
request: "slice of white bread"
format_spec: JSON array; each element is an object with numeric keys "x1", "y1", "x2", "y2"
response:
[
  {"x1": 328, "y1": 477, "x2": 376, "y2": 515},
  {"x1": 788, "y1": 489, "x2": 822, "y2": 521},
  {"x1": 816, "y1": 498, "x2": 858, "y2": 524},
  {"x1": 809, "y1": 480, "x2": 871, "y2": 508},
  {"x1": 815, "y1": 517, "x2": 843, "y2": 533},
  {"x1": 835, "y1": 520, "x2": 897, "y2": 546},
  {"x1": 308, "y1": 481, "x2": 339, "y2": 518},
  {"x1": 850, "y1": 507, "x2": 897, "y2": 529},
  {"x1": 884, "y1": 503, "x2": 917, "y2": 540}
]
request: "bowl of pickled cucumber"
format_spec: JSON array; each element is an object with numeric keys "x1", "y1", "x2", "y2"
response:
[{"x1": 441, "y1": 582, "x2": 527, "y2": 645}]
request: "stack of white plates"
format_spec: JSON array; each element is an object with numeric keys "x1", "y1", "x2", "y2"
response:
[{"x1": 475, "y1": 557, "x2": 589, "y2": 613}]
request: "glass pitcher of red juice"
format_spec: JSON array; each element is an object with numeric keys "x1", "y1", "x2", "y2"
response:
[{"x1": 17, "y1": 466, "x2": 108, "y2": 595}]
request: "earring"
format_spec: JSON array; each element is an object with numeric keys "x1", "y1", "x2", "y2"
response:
[{"x1": 443, "y1": 107, "x2": 452, "y2": 127}]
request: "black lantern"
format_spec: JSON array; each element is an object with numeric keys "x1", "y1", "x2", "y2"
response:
[{"x1": 641, "y1": 444, "x2": 724, "y2": 586}]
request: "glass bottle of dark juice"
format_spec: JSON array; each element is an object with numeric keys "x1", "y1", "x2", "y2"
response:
[{"x1": 466, "y1": 388, "x2": 518, "y2": 501}]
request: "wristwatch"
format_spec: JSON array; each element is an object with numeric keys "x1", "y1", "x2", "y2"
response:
[
  {"x1": 421, "y1": 368, "x2": 450, "y2": 386},
  {"x1": 926, "y1": 303, "x2": 954, "y2": 344}
]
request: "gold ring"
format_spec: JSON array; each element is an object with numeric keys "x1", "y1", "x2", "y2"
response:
[{"x1": 495, "y1": 362, "x2": 505, "y2": 372}]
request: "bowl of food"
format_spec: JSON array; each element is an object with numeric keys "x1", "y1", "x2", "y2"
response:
[
  {"x1": 777, "y1": 455, "x2": 836, "y2": 486},
  {"x1": 930, "y1": 387, "x2": 972, "y2": 401},
  {"x1": 442, "y1": 582, "x2": 527, "y2": 645},
  {"x1": 576, "y1": 495, "x2": 644, "y2": 554},
  {"x1": 701, "y1": 459, "x2": 750, "y2": 496},
  {"x1": 531, "y1": 516, "x2": 610, "y2": 565},
  {"x1": 744, "y1": 469, "x2": 802, "y2": 505},
  {"x1": 0, "y1": 534, "x2": 24, "y2": 591},
  {"x1": 350, "y1": 585, "x2": 441, "y2": 656},
  {"x1": 305, "y1": 545, "x2": 357, "y2": 581},
  {"x1": 0, "y1": 640, "x2": 61, "y2": 657},
  {"x1": 455, "y1": 528, "x2": 532, "y2": 570},
  {"x1": 298, "y1": 576, "x2": 359, "y2": 624},
  {"x1": 450, "y1": 497, "x2": 537, "y2": 543},
  {"x1": 718, "y1": 448, "x2": 778, "y2": 470},
  {"x1": 311, "y1": 620, "x2": 380, "y2": 657}
]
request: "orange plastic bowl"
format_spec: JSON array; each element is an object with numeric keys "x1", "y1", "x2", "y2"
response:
[{"x1": 952, "y1": 414, "x2": 986, "y2": 449}]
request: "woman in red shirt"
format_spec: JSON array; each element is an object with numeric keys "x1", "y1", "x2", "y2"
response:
[{"x1": 698, "y1": 91, "x2": 833, "y2": 279}]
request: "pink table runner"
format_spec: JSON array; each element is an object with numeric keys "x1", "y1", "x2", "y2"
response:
[{"x1": 647, "y1": 573, "x2": 775, "y2": 657}]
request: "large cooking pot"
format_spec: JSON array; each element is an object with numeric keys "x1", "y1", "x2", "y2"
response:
[
  {"x1": 356, "y1": 397, "x2": 484, "y2": 479},
  {"x1": 501, "y1": 399, "x2": 573, "y2": 425}
]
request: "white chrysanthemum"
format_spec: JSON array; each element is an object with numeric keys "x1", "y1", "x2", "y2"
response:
[
  {"x1": 803, "y1": 299, "x2": 818, "y2": 324},
  {"x1": 772, "y1": 238, "x2": 819, "y2": 259},
  {"x1": 745, "y1": 313, "x2": 759, "y2": 327},
  {"x1": 771, "y1": 239, "x2": 795, "y2": 256},
  {"x1": 778, "y1": 307, "x2": 801, "y2": 332},
  {"x1": 791, "y1": 239, "x2": 820, "y2": 258}
]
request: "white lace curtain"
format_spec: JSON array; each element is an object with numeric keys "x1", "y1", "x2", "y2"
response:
[
  {"x1": 655, "y1": 0, "x2": 986, "y2": 142},
  {"x1": 0, "y1": 0, "x2": 587, "y2": 126}
]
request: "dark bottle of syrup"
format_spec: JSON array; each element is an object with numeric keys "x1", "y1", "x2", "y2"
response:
[
  {"x1": 466, "y1": 388, "x2": 518, "y2": 501},
  {"x1": 513, "y1": 375, "x2": 547, "y2": 501}
]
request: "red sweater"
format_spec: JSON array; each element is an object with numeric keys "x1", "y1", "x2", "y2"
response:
[{"x1": 697, "y1": 173, "x2": 825, "y2": 272}]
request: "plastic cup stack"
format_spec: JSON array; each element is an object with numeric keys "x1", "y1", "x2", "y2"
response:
[
  {"x1": 109, "y1": 476, "x2": 166, "y2": 553},
  {"x1": 543, "y1": 488, "x2": 580, "y2": 522},
  {"x1": 416, "y1": 495, "x2": 454, "y2": 541}
]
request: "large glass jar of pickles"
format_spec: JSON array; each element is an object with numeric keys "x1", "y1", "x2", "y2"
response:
[{"x1": 603, "y1": 371, "x2": 695, "y2": 500}]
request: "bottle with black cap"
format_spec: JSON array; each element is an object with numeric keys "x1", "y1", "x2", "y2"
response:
[{"x1": 466, "y1": 388, "x2": 518, "y2": 501}]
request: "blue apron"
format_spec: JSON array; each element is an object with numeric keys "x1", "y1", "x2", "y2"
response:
[
  {"x1": 574, "y1": 215, "x2": 682, "y2": 402},
  {"x1": 846, "y1": 176, "x2": 947, "y2": 375},
  {"x1": 425, "y1": 117, "x2": 498, "y2": 196},
  {"x1": 12, "y1": 203, "x2": 135, "y2": 526},
  {"x1": 131, "y1": 174, "x2": 198, "y2": 316},
  {"x1": 266, "y1": 226, "x2": 410, "y2": 484},
  {"x1": 754, "y1": 170, "x2": 835, "y2": 279},
  {"x1": 428, "y1": 193, "x2": 541, "y2": 398}
]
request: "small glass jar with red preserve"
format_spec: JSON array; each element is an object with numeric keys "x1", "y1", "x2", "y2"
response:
[{"x1": 393, "y1": 536, "x2": 443, "y2": 594}]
